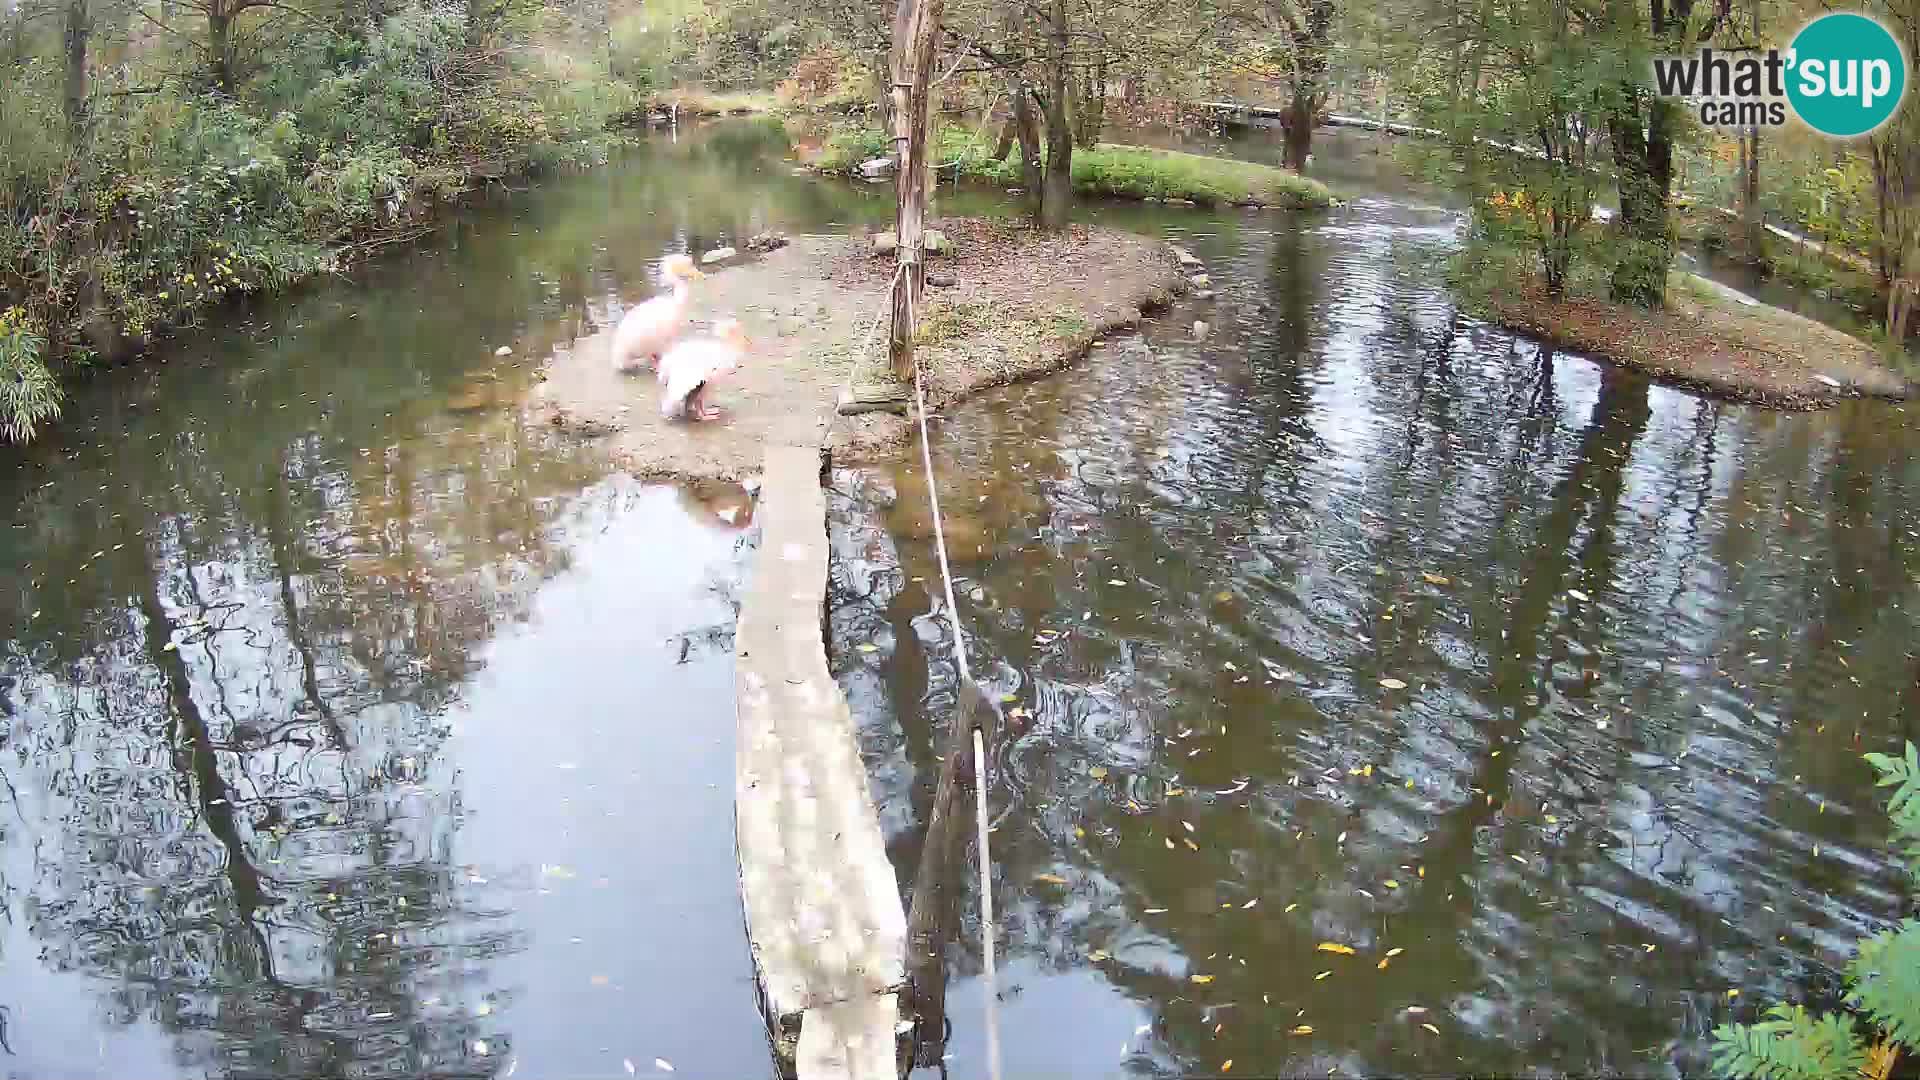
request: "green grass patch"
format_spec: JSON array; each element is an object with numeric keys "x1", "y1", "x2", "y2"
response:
[{"x1": 808, "y1": 122, "x2": 1334, "y2": 209}]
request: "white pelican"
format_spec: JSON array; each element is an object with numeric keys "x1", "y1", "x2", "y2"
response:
[
  {"x1": 611, "y1": 253, "x2": 706, "y2": 376},
  {"x1": 659, "y1": 318, "x2": 750, "y2": 422}
]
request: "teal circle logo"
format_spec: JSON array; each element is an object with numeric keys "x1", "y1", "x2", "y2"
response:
[{"x1": 1786, "y1": 13, "x2": 1908, "y2": 137}]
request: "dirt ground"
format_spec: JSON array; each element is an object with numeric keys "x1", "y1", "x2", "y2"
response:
[
  {"x1": 1486, "y1": 273, "x2": 1914, "y2": 409},
  {"x1": 529, "y1": 218, "x2": 1183, "y2": 480}
]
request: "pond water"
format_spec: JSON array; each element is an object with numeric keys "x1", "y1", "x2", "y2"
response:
[
  {"x1": 0, "y1": 117, "x2": 1915, "y2": 1080},
  {"x1": 831, "y1": 147, "x2": 1920, "y2": 1075}
]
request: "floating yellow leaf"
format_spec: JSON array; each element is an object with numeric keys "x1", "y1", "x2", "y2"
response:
[
  {"x1": 1386, "y1": 947, "x2": 1404, "y2": 958},
  {"x1": 1379, "y1": 678, "x2": 1408, "y2": 690},
  {"x1": 1216, "y1": 591, "x2": 1233, "y2": 602},
  {"x1": 1421, "y1": 1023, "x2": 1441, "y2": 1036},
  {"x1": 1510, "y1": 855, "x2": 1527, "y2": 866},
  {"x1": 1035, "y1": 874, "x2": 1069, "y2": 886},
  {"x1": 1316, "y1": 943, "x2": 1356, "y2": 955},
  {"x1": 1284, "y1": 903, "x2": 1299, "y2": 913},
  {"x1": 1417, "y1": 866, "x2": 1425, "y2": 878},
  {"x1": 1363, "y1": 764, "x2": 1374, "y2": 777},
  {"x1": 1643, "y1": 943, "x2": 1656, "y2": 953},
  {"x1": 1167, "y1": 787, "x2": 1185, "y2": 796},
  {"x1": 1182, "y1": 821, "x2": 1196, "y2": 833},
  {"x1": 1406, "y1": 1006, "x2": 1427, "y2": 1015},
  {"x1": 1315, "y1": 970, "x2": 1332, "y2": 980},
  {"x1": 1242, "y1": 898, "x2": 1259, "y2": 909},
  {"x1": 1423, "y1": 573, "x2": 1450, "y2": 585},
  {"x1": 1377, "y1": 958, "x2": 1390, "y2": 970},
  {"x1": 1191, "y1": 974, "x2": 1215, "y2": 984},
  {"x1": 1184, "y1": 838, "x2": 1199, "y2": 851},
  {"x1": 1222, "y1": 1061, "x2": 1233, "y2": 1073},
  {"x1": 1727, "y1": 989, "x2": 1739, "y2": 999},
  {"x1": 1090, "y1": 950, "x2": 1109, "y2": 961},
  {"x1": 1384, "y1": 880, "x2": 1399, "y2": 889},
  {"x1": 1165, "y1": 838, "x2": 1175, "y2": 849},
  {"x1": 1567, "y1": 589, "x2": 1590, "y2": 602},
  {"x1": 1291, "y1": 1025, "x2": 1314, "y2": 1035}
]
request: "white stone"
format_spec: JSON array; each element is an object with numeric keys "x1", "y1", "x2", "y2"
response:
[{"x1": 701, "y1": 246, "x2": 736, "y2": 265}]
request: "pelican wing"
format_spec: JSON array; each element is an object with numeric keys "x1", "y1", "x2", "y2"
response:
[{"x1": 659, "y1": 340, "x2": 726, "y2": 416}]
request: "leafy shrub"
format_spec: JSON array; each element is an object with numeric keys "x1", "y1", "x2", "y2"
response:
[
  {"x1": 1710, "y1": 743, "x2": 1920, "y2": 1080},
  {"x1": 0, "y1": 306, "x2": 59, "y2": 442}
]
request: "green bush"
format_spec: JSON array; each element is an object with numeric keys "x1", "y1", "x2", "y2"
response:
[
  {"x1": 1710, "y1": 743, "x2": 1920, "y2": 1080},
  {"x1": 0, "y1": 306, "x2": 59, "y2": 442},
  {"x1": 0, "y1": 1, "x2": 645, "y2": 443}
]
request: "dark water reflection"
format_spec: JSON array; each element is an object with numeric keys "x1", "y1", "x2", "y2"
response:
[
  {"x1": 0, "y1": 120, "x2": 850, "y2": 1079},
  {"x1": 4, "y1": 113, "x2": 1916, "y2": 1079},
  {"x1": 833, "y1": 195, "x2": 1920, "y2": 1077}
]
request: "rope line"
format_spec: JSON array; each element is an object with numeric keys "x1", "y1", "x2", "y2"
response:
[{"x1": 902, "y1": 253, "x2": 1000, "y2": 1080}]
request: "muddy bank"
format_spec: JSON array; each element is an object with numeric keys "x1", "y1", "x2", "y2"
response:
[
  {"x1": 530, "y1": 218, "x2": 1183, "y2": 480},
  {"x1": 1485, "y1": 273, "x2": 1914, "y2": 409}
]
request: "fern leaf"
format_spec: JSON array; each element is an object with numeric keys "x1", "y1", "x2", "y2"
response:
[
  {"x1": 1865, "y1": 744, "x2": 1920, "y2": 876},
  {"x1": 1847, "y1": 920, "x2": 1920, "y2": 1052},
  {"x1": 1710, "y1": 1005, "x2": 1867, "y2": 1080}
]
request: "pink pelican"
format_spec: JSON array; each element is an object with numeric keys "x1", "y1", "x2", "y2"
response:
[
  {"x1": 659, "y1": 319, "x2": 750, "y2": 422},
  {"x1": 610, "y1": 254, "x2": 706, "y2": 376}
]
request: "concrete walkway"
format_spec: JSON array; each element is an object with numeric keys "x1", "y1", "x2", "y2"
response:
[{"x1": 734, "y1": 441, "x2": 906, "y2": 1079}]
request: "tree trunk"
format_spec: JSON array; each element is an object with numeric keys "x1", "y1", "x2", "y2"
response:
[
  {"x1": 991, "y1": 85, "x2": 1018, "y2": 161},
  {"x1": 1037, "y1": 0, "x2": 1073, "y2": 230},
  {"x1": 1014, "y1": 81, "x2": 1042, "y2": 211},
  {"x1": 1072, "y1": 50, "x2": 1107, "y2": 147},
  {"x1": 1738, "y1": 0, "x2": 1762, "y2": 260},
  {"x1": 1608, "y1": 95, "x2": 1676, "y2": 307},
  {"x1": 209, "y1": 5, "x2": 234, "y2": 93},
  {"x1": 1282, "y1": 0, "x2": 1335, "y2": 172},
  {"x1": 901, "y1": 682, "x2": 995, "y2": 1069},
  {"x1": 872, "y1": 49, "x2": 894, "y2": 130},
  {"x1": 1606, "y1": 0, "x2": 1696, "y2": 308},
  {"x1": 886, "y1": 0, "x2": 943, "y2": 385},
  {"x1": 1740, "y1": 127, "x2": 1762, "y2": 257},
  {"x1": 62, "y1": 0, "x2": 89, "y2": 139},
  {"x1": 1283, "y1": 94, "x2": 1314, "y2": 171}
]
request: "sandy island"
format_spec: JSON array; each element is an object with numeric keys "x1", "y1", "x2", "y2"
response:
[{"x1": 530, "y1": 217, "x2": 1183, "y2": 480}]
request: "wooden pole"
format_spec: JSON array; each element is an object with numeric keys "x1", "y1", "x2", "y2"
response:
[
  {"x1": 902, "y1": 680, "x2": 995, "y2": 1070},
  {"x1": 888, "y1": 0, "x2": 943, "y2": 386}
]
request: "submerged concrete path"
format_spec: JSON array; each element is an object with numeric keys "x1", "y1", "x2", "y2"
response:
[{"x1": 734, "y1": 439, "x2": 906, "y2": 1079}]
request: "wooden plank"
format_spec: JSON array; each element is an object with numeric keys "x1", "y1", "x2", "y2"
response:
[
  {"x1": 796, "y1": 997, "x2": 901, "y2": 1080},
  {"x1": 736, "y1": 442, "x2": 906, "y2": 1078}
]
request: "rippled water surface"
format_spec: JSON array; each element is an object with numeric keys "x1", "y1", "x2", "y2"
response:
[
  {"x1": 0, "y1": 121, "x2": 828, "y2": 1080},
  {"x1": 832, "y1": 193, "x2": 1920, "y2": 1077},
  {"x1": 2, "y1": 117, "x2": 1916, "y2": 1079}
]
